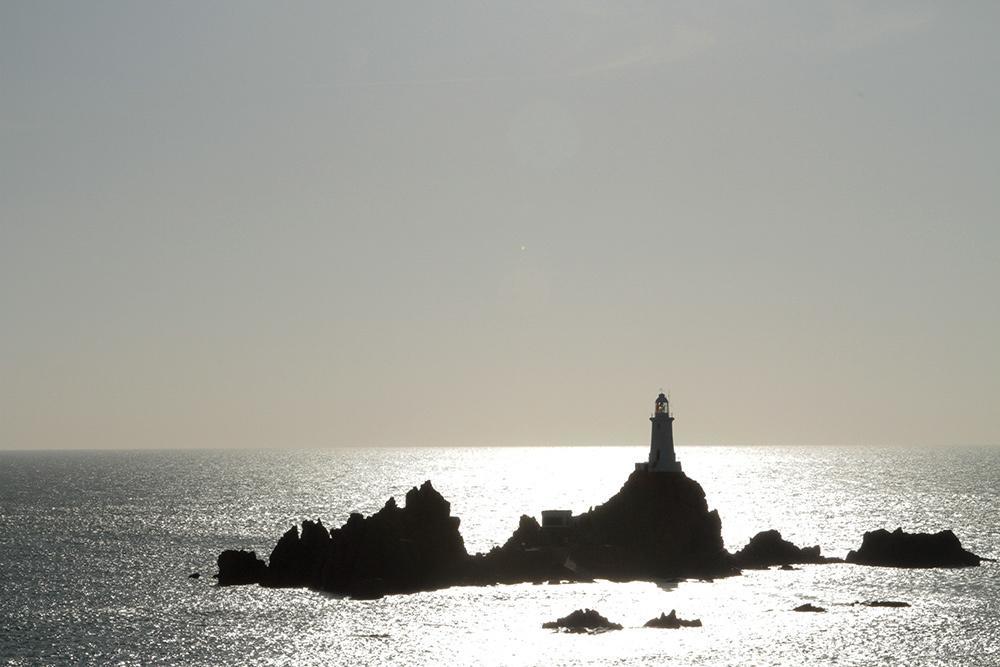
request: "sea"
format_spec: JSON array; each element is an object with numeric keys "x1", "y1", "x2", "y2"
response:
[{"x1": 1, "y1": 445, "x2": 998, "y2": 666}]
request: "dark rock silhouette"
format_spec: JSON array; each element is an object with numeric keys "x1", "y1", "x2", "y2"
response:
[
  {"x1": 793, "y1": 603, "x2": 826, "y2": 612},
  {"x1": 542, "y1": 609, "x2": 622, "y2": 632},
  {"x1": 265, "y1": 519, "x2": 331, "y2": 587},
  {"x1": 188, "y1": 572, "x2": 200, "y2": 579},
  {"x1": 474, "y1": 470, "x2": 735, "y2": 583},
  {"x1": 300, "y1": 481, "x2": 467, "y2": 597},
  {"x1": 643, "y1": 610, "x2": 702, "y2": 628},
  {"x1": 854, "y1": 600, "x2": 911, "y2": 608},
  {"x1": 216, "y1": 482, "x2": 469, "y2": 598},
  {"x1": 733, "y1": 530, "x2": 840, "y2": 569},
  {"x1": 845, "y1": 528, "x2": 983, "y2": 568},
  {"x1": 216, "y1": 472, "x2": 735, "y2": 597},
  {"x1": 216, "y1": 550, "x2": 267, "y2": 586}
]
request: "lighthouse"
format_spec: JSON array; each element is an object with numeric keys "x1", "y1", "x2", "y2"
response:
[{"x1": 636, "y1": 392, "x2": 683, "y2": 473}]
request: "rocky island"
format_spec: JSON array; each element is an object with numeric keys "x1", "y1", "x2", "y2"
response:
[
  {"x1": 215, "y1": 392, "x2": 988, "y2": 599},
  {"x1": 217, "y1": 469, "x2": 736, "y2": 598}
]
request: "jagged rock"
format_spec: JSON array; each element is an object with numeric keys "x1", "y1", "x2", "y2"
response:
[
  {"x1": 845, "y1": 528, "x2": 983, "y2": 568},
  {"x1": 854, "y1": 600, "x2": 911, "y2": 608},
  {"x1": 542, "y1": 609, "x2": 622, "y2": 632},
  {"x1": 265, "y1": 519, "x2": 330, "y2": 587},
  {"x1": 217, "y1": 471, "x2": 735, "y2": 598},
  {"x1": 732, "y1": 530, "x2": 839, "y2": 569},
  {"x1": 793, "y1": 603, "x2": 826, "y2": 613},
  {"x1": 316, "y1": 481, "x2": 468, "y2": 597},
  {"x1": 643, "y1": 610, "x2": 702, "y2": 628},
  {"x1": 216, "y1": 550, "x2": 267, "y2": 586}
]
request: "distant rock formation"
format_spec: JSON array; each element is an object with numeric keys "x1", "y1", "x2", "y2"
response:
[
  {"x1": 542, "y1": 609, "x2": 622, "y2": 633},
  {"x1": 643, "y1": 610, "x2": 702, "y2": 628},
  {"x1": 853, "y1": 600, "x2": 911, "y2": 608},
  {"x1": 793, "y1": 603, "x2": 826, "y2": 612},
  {"x1": 217, "y1": 470, "x2": 737, "y2": 598},
  {"x1": 845, "y1": 528, "x2": 984, "y2": 568},
  {"x1": 732, "y1": 530, "x2": 841, "y2": 569}
]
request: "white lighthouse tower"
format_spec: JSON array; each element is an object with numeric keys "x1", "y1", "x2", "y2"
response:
[{"x1": 636, "y1": 392, "x2": 683, "y2": 473}]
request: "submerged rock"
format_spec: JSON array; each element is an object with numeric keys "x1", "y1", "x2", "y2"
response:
[
  {"x1": 793, "y1": 603, "x2": 826, "y2": 613},
  {"x1": 854, "y1": 600, "x2": 911, "y2": 608},
  {"x1": 845, "y1": 528, "x2": 984, "y2": 568},
  {"x1": 216, "y1": 550, "x2": 267, "y2": 586},
  {"x1": 732, "y1": 530, "x2": 839, "y2": 569},
  {"x1": 643, "y1": 610, "x2": 702, "y2": 628},
  {"x1": 542, "y1": 609, "x2": 622, "y2": 632}
]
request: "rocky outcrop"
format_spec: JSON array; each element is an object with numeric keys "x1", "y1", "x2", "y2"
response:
[
  {"x1": 644, "y1": 610, "x2": 702, "y2": 628},
  {"x1": 265, "y1": 520, "x2": 330, "y2": 587},
  {"x1": 216, "y1": 550, "x2": 267, "y2": 586},
  {"x1": 845, "y1": 528, "x2": 983, "y2": 568},
  {"x1": 216, "y1": 481, "x2": 468, "y2": 598},
  {"x1": 732, "y1": 530, "x2": 840, "y2": 569},
  {"x1": 217, "y1": 471, "x2": 735, "y2": 597},
  {"x1": 542, "y1": 609, "x2": 622, "y2": 633},
  {"x1": 315, "y1": 482, "x2": 468, "y2": 597},
  {"x1": 477, "y1": 470, "x2": 735, "y2": 582},
  {"x1": 854, "y1": 600, "x2": 910, "y2": 608},
  {"x1": 793, "y1": 603, "x2": 826, "y2": 612}
]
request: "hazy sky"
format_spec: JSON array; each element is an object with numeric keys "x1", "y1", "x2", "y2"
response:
[{"x1": 2, "y1": 2, "x2": 998, "y2": 449}]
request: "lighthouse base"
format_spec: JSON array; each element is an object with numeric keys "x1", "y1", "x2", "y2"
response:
[{"x1": 635, "y1": 461, "x2": 683, "y2": 473}]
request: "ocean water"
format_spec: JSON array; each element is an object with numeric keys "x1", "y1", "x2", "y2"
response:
[{"x1": 1, "y1": 445, "x2": 998, "y2": 666}]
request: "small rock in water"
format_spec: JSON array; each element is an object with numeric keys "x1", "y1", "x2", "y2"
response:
[
  {"x1": 542, "y1": 609, "x2": 622, "y2": 633},
  {"x1": 188, "y1": 572, "x2": 200, "y2": 579},
  {"x1": 793, "y1": 603, "x2": 826, "y2": 613},
  {"x1": 857, "y1": 600, "x2": 911, "y2": 608},
  {"x1": 643, "y1": 610, "x2": 702, "y2": 628}
]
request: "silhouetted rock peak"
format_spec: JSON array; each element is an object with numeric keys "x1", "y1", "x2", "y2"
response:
[
  {"x1": 644, "y1": 610, "x2": 703, "y2": 628},
  {"x1": 733, "y1": 530, "x2": 839, "y2": 569},
  {"x1": 564, "y1": 470, "x2": 734, "y2": 579},
  {"x1": 501, "y1": 515, "x2": 541, "y2": 550},
  {"x1": 542, "y1": 609, "x2": 622, "y2": 632},
  {"x1": 794, "y1": 603, "x2": 826, "y2": 612},
  {"x1": 845, "y1": 528, "x2": 983, "y2": 568},
  {"x1": 265, "y1": 519, "x2": 331, "y2": 587},
  {"x1": 404, "y1": 480, "x2": 451, "y2": 520}
]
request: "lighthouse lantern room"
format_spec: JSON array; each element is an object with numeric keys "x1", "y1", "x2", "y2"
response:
[{"x1": 635, "y1": 392, "x2": 683, "y2": 473}]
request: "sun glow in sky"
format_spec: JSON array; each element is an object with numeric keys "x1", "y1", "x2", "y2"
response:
[{"x1": 1, "y1": 2, "x2": 998, "y2": 449}]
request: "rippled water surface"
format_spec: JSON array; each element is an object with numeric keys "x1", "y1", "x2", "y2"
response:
[{"x1": 1, "y1": 445, "x2": 998, "y2": 665}]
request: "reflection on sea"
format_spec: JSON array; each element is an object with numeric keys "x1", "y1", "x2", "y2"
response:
[{"x1": 0, "y1": 445, "x2": 998, "y2": 665}]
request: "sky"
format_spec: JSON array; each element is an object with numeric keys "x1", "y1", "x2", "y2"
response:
[{"x1": 1, "y1": 1, "x2": 998, "y2": 449}]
